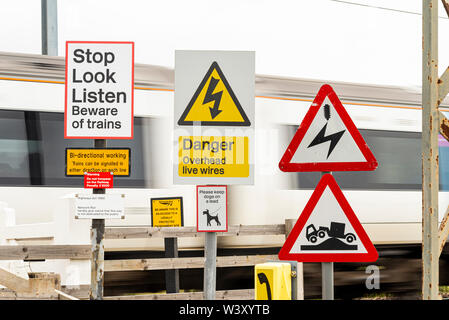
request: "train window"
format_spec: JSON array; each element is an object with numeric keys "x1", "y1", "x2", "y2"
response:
[
  {"x1": 0, "y1": 109, "x2": 149, "y2": 188},
  {"x1": 289, "y1": 127, "x2": 449, "y2": 191}
]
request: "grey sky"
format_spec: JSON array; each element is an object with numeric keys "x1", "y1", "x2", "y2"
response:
[{"x1": 1, "y1": 0, "x2": 449, "y2": 86}]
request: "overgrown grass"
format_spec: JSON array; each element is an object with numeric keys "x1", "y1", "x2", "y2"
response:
[
  {"x1": 439, "y1": 286, "x2": 449, "y2": 294},
  {"x1": 357, "y1": 292, "x2": 395, "y2": 300}
]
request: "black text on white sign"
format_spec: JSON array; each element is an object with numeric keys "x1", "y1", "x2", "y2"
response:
[{"x1": 65, "y1": 41, "x2": 134, "y2": 139}]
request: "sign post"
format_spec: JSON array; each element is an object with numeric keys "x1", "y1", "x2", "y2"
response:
[
  {"x1": 197, "y1": 185, "x2": 227, "y2": 300},
  {"x1": 65, "y1": 41, "x2": 134, "y2": 300},
  {"x1": 41, "y1": 0, "x2": 58, "y2": 56},
  {"x1": 320, "y1": 172, "x2": 333, "y2": 300},
  {"x1": 91, "y1": 138, "x2": 106, "y2": 300},
  {"x1": 422, "y1": 0, "x2": 440, "y2": 300},
  {"x1": 203, "y1": 232, "x2": 217, "y2": 300},
  {"x1": 278, "y1": 84, "x2": 378, "y2": 300}
]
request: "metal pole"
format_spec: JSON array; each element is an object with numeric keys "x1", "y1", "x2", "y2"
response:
[
  {"x1": 321, "y1": 171, "x2": 334, "y2": 300},
  {"x1": 422, "y1": 0, "x2": 440, "y2": 300},
  {"x1": 203, "y1": 232, "x2": 217, "y2": 300},
  {"x1": 285, "y1": 219, "x2": 304, "y2": 300},
  {"x1": 38, "y1": 0, "x2": 57, "y2": 186},
  {"x1": 321, "y1": 262, "x2": 334, "y2": 300},
  {"x1": 41, "y1": 0, "x2": 58, "y2": 56},
  {"x1": 90, "y1": 139, "x2": 106, "y2": 300}
]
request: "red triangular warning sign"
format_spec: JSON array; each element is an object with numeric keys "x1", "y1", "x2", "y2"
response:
[
  {"x1": 279, "y1": 84, "x2": 378, "y2": 172},
  {"x1": 279, "y1": 174, "x2": 378, "y2": 262}
]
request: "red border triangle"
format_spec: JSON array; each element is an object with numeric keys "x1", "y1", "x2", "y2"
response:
[
  {"x1": 278, "y1": 174, "x2": 378, "y2": 262},
  {"x1": 279, "y1": 84, "x2": 378, "y2": 172}
]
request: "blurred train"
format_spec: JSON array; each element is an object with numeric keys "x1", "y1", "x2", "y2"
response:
[{"x1": 1, "y1": 50, "x2": 449, "y2": 255}]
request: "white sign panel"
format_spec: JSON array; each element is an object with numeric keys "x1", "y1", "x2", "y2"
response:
[
  {"x1": 197, "y1": 185, "x2": 227, "y2": 232},
  {"x1": 174, "y1": 50, "x2": 255, "y2": 185},
  {"x1": 65, "y1": 41, "x2": 134, "y2": 139},
  {"x1": 75, "y1": 193, "x2": 124, "y2": 219}
]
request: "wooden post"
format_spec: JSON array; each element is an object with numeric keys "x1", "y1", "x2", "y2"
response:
[
  {"x1": 0, "y1": 268, "x2": 61, "y2": 299},
  {"x1": 90, "y1": 139, "x2": 106, "y2": 300},
  {"x1": 164, "y1": 237, "x2": 180, "y2": 293},
  {"x1": 422, "y1": 0, "x2": 440, "y2": 300}
]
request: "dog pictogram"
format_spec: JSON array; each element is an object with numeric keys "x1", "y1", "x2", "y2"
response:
[{"x1": 203, "y1": 208, "x2": 221, "y2": 226}]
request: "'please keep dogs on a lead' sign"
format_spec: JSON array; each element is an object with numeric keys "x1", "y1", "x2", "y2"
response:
[{"x1": 65, "y1": 41, "x2": 134, "y2": 139}]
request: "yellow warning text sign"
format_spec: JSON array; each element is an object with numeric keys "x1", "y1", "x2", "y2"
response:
[
  {"x1": 66, "y1": 148, "x2": 130, "y2": 176},
  {"x1": 178, "y1": 136, "x2": 249, "y2": 178},
  {"x1": 151, "y1": 197, "x2": 184, "y2": 227},
  {"x1": 178, "y1": 62, "x2": 250, "y2": 126}
]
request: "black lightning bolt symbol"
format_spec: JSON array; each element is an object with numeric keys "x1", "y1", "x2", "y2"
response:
[
  {"x1": 203, "y1": 76, "x2": 223, "y2": 119},
  {"x1": 307, "y1": 104, "x2": 345, "y2": 158},
  {"x1": 308, "y1": 123, "x2": 345, "y2": 159}
]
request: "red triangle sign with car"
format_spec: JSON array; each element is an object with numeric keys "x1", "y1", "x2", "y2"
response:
[
  {"x1": 278, "y1": 174, "x2": 378, "y2": 262},
  {"x1": 279, "y1": 84, "x2": 378, "y2": 172}
]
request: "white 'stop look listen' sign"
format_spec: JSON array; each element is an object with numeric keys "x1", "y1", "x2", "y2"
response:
[{"x1": 65, "y1": 41, "x2": 134, "y2": 139}]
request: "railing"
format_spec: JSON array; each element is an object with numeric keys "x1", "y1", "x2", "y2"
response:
[
  {"x1": 0, "y1": 202, "x2": 300, "y2": 300},
  {"x1": 103, "y1": 224, "x2": 288, "y2": 300}
]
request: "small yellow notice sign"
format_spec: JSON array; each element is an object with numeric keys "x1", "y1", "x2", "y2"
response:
[
  {"x1": 178, "y1": 136, "x2": 249, "y2": 178},
  {"x1": 255, "y1": 262, "x2": 291, "y2": 300},
  {"x1": 66, "y1": 148, "x2": 130, "y2": 176},
  {"x1": 151, "y1": 197, "x2": 184, "y2": 227}
]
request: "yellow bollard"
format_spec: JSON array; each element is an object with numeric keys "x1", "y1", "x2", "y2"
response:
[{"x1": 255, "y1": 262, "x2": 291, "y2": 300}]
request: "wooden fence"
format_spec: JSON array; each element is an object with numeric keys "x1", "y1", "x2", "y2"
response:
[
  {"x1": 0, "y1": 221, "x2": 300, "y2": 300},
  {"x1": 0, "y1": 245, "x2": 89, "y2": 299}
]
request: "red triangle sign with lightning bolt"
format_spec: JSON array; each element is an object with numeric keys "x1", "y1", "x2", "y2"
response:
[
  {"x1": 279, "y1": 174, "x2": 378, "y2": 262},
  {"x1": 279, "y1": 84, "x2": 378, "y2": 172}
]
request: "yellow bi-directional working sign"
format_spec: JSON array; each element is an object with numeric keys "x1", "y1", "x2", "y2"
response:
[
  {"x1": 66, "y1": 148, "x2": 130, "y2": 176},
  {"x1": 255, "y1": 262, "x2": 291, "y2": 300},
  {"x1": 178, "y1": 61, "x2": 250, "y2": 127}
]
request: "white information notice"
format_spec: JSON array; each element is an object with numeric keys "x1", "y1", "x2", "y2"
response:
[
  {"x1": 75, "y1": 193, "x2": 124, "y2": 219},
  {"x1": 65, "y1": 41, "x2": 134, "y2": 139},
  {"x1": 197, "y1": 185, "x2": 227, "y2": 232}
]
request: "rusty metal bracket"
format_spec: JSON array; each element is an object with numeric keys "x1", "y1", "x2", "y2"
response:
[
  {"x1": 438, "y1": 1, "x2": 449, "y2": 105},
  {"x1": 439, "y1": 205, "x2": 449, "y2": 256},
  {"x1": 442, "y1": 0, "x2": 449, "y2": 17},
  {"x1": 439, "y1": 111, "x2": 449, "y2": 140},
  {"x1": 439, "y1": 112, "x2": 449, "y2": 256},
  {"x1": 438, "y1": 68, "x2": 449, "y2": 105}
]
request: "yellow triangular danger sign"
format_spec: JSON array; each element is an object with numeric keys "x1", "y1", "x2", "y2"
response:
[{"x1": 178, "y1": 61, "x2": 251, "y2": 126}]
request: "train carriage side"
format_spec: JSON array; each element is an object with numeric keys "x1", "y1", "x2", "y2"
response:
[{"x1": 1, "y1": 52, "x2": 449, "y2": 252}]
